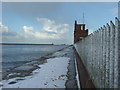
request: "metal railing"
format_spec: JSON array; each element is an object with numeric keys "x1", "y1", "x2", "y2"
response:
[{"x1": 74, "y1": 17, "x2": 120, "y2": 88}]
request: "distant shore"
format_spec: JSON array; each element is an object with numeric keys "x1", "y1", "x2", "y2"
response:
[
  {"x1": 0, "y1": 43, "x2": 54, "y2": 45},
  {"x1": 0, "y1": 43, "x2": 66, "y2": 45}
]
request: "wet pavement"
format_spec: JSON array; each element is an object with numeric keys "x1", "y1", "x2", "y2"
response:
[{"x1": 65, "y1": 46, "x2": 78, "y2": 88}]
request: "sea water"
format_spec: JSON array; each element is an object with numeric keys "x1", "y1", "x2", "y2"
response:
[{"x1": 1, "y1": 45, "x2": 68, "y2": 80}]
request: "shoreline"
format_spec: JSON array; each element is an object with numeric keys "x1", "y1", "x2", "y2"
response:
[
  {"x1": 0, "y1": 43, "x2": 68, "y2": 46},
  {"x1": 1, "y1": 45, "x2": 78, "y2": 88},
  {"x1": 2, "y1": 45, "x2": 70, "y2": 81}
]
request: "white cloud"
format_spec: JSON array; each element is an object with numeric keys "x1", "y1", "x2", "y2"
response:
[
  {"x1": 37, "y1": 18, "x2": 55, "y2": 26},
  {"x1": 0, "y1": 22, "x2": 9, "y2": 33},
  {"x1": 1, "y1": 18, "x2": 71, "y2": 44},
  {"x1": 0, "y1": 22, "x2": 17, "y2": 37},
  {"x1": 88, "y1": 29, "x2": 94, "y2": 35},
  {"x1": 37, "y1": 18, "x2": 69, "y2": 34},
  {"x1": 23, "y1": 26, "x2": 33, "y2": 33}
]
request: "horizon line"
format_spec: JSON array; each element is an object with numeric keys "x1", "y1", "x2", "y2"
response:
[{"x1": 0, "y1": 43, "x2": 68, "y2": 45}]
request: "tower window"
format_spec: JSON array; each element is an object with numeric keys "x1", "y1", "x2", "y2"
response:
[{"x1": 81, "y1": 26, "x2": 83, "y2": 30}]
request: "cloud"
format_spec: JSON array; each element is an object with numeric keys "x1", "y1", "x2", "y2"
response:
[
  {"x1": 1, "y1": 18, "x2": 71, "y2": 44},
  {"x1": 0, "y1": 22, "x2": 17, "y2": 36},
  {"x1": 23, "y1": 26, "x2": 33, "y2": 33},
  {"x1": 88, "y1": 29, "x2": 94, "y2": 35},
  {"x1": 0, "y1": 22, "x2": 9, "y2": 33},
  {"x1": 37, "y1": 18, "x2": 69, "y2": 34}
]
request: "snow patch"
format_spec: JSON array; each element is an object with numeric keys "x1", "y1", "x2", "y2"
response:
[
  {"x1": 2, "y1": 57, "x2": 70, "y2": 88},
  {"x1": 75, "y1": 58, "x2": 81, "y2": 89}
]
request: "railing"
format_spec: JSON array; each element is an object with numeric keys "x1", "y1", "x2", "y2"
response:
[{"x1": 74, "y1": 17, "x2": 120, "y2": 88}]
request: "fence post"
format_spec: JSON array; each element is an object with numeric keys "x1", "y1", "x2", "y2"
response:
[
  {"x1": 104, "y1": 25, "x2": 107, "y2": 88},
  {"x1": 105, "y1": 23, "x2": 110, "y2": 88},
  {"x1": 97, "y1": 30, "x2": 100, "y2": 88},
  {"x1": 100, "y1": 27, "x2": 105, "y2": 88},
  {"x1": 118, "y1": 18, "x2": 120, "y2": 89},
  {"x1": 91, "y1": 33, "x2": 94, "y2": 81},
  {"x1": 94, "y1": 31, "x2": 98, "y2": 87},
  {"x1": 100, "y1": 27, "x2": 104, "y2": 88},
  {"x1": 99, "y1": 28, "x2": 102, "y2": 88},
  {"x1": 114, "y1": 17, "x2": 120, "y2": 88},
  {"x1": 109, "y1": 21, "x2": 115, "y2": 88},
  {"x1": 90, "y1": 34, "x2": 93, "y2": 79}
]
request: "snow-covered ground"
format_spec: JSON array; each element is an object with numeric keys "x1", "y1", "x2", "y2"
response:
[{"x1": 1, "y1": 47, "x2": 71, "y2": 88}]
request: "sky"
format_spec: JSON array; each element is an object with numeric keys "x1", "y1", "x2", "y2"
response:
[{"x1": 0, "y1": 2, "x2": 118, "y2": 44}]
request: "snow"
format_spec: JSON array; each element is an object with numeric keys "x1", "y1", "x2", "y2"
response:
[
  {"x1": 2, "y1": 57, "x2": 70, "y2": 88},
  {"x1": 75, "y1": 58, "x2": 81, "y2": 90}
]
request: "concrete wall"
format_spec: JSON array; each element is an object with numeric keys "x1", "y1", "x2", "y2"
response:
[{"x1": 74, "y1": 18, "x2": 120, "y2": 88}]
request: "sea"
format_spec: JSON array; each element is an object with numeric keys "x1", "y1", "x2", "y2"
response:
[{"x1": 1, "y1": 44, "x2": 68, "y2": 80}]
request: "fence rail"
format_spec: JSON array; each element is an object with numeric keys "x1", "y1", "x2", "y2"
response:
[{"x1": 74, "y1": 17, "x2": 120, "y2": 88}]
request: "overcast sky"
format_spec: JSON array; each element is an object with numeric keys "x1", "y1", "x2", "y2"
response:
[{"x1": 1, "y1": 2, "x2": 118, "y2": 44}]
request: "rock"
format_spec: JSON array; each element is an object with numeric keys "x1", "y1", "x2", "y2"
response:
[
  {"x1": 54, "y1": 84, "x2": 58, "y2": 87},
  {"x1": 8, "y1": 81, "x2": 17, "y2": 84}
]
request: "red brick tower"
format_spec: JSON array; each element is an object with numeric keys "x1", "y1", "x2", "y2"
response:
[{"x1": 74, "y1": 20, "x2": 88, "y2": 43}]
